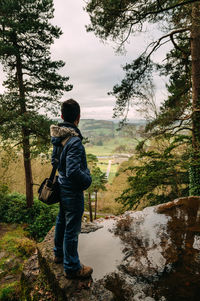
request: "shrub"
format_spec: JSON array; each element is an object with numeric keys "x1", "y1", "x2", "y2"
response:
[{"x1": 0, "y1": 190, "x2": 59, "y2": 241}]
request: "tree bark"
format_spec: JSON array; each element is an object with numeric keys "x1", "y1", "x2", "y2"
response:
[
  {"x1": 190, "y1": 2, "x2": 200, "y2": 195},
  {"x1": 14, "y1": 35, "x2": 33, "y2": 207},
  {"x1": 22, "y1": 127, "x2": 34, "y2": 207},
  {"x1": 94, "y1": 191, "x2": 97, "y2": 220},
  {"x1": 88, "y1": 192, "x2": 93, "y2": 222}
]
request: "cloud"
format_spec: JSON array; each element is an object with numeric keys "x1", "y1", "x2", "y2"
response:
[
  {"x1": 50, "y1": 0, "x2": 150, "y2": 119},
  {"x1": 0, "y1": 0, "x2": 169, "y2": 120}
]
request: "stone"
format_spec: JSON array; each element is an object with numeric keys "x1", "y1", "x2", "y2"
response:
[
  {"x1": 21, "y1": 197, "x2": 200, "y2": 300},
  {"x1": 81, "y1": 222, "x2": 103, "y2": 233}
]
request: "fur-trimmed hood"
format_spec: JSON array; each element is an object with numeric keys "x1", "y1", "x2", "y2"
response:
[
  {"x1": 50, "y1": 124, "x2": 79, "y2": 138},
  {"x1": 50, "y1": 124, "x2": 80, "y2": 147}
]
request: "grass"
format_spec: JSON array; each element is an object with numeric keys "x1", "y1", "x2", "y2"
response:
[
  {"x1": 0, "y1": 224, "x2": 36, "y2": 301},
  {"x1": 85, "y1": 137, "x2": 137, "y2": 157},
  {"x1": 0, "y1": 152, "x2": 52, "y2": 196}
]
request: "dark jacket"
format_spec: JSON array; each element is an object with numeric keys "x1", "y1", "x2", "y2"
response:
[{"x1": 50, "y1": 122, "x2": 92, "y2": 192}]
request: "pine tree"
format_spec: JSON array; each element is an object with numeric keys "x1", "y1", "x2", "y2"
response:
[
  {"x1": 86, "y1": 0, "x2": 200, "y2": 195},
  {"x1": 0, "y1": 0, "x2": 72, "y2": 207}
]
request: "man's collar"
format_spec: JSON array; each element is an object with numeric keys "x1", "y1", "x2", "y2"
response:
[{"x1": 58, "y1": 121, "x2": 83, "y2": 140}]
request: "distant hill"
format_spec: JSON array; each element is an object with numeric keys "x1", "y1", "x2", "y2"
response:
[{"x1": 51, "y1": 118, "x2": 146, "y2": 141}]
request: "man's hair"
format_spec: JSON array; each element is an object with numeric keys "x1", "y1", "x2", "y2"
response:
[{"x1": 61, "y1": 99, "x2": 80, "y2": 123}]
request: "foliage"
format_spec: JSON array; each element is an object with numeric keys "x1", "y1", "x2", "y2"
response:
[
  {"x1": 145, "y1": 36, "x2": 191, "y2": 135},
  {"x1": 86, "y1": 153, "x2": 107, "y2": 220},
  {"x1": 0, "y1": 0, "x2": 72, "y2": 206},
  {"x1": 87, "y1": 154, "x2": 107, "y2": 194},
  {"x1": 116, "y1": 136, "x2": 189, "y2": 210},
  {"x1": 0, "y1": 223, "x2": 37, "y2": 301},
  {"x1": 0, "y1": 226, "x2": 36, "y2": 257},
  {"x1": 86, "y1": 0, "x2": 193, "y2": 128},
  {"x1": 85, "y1": 0, "x2": 200, "y2": 196},
  {"x1": 0, "y1": 190, "x2": 58, "y2": 241},
  {"x1": 90, "y1": 166, "x2": 107, "y2": 192}
]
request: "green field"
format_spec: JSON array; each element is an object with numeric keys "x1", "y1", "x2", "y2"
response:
[
  {"x1": 85, "y1": 136, "x2": 136, "y2": 183},
  {"x1": 85, "y1": 137, "x2": 137, "y2": 157}
]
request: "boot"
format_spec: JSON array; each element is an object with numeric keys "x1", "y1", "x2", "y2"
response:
[{"x1": 64, "y1": 264, "x2": 93, "y2": 279}]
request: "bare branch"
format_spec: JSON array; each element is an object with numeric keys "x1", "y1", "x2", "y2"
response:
[{"x1": 145, "y1": 28, "x2": 190, "y2": 60}]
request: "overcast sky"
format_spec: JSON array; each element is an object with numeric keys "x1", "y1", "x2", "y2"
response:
[{"x1": 0, "y1": 0, "x2": 169, "y2": 120}]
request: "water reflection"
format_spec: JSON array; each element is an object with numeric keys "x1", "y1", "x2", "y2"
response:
[
  {"x1": 79, "y1": 219, "x2": 124, "y2": 280},
  {"x1": 115, "y1": 197, "x2": 200, "y2": 301}
]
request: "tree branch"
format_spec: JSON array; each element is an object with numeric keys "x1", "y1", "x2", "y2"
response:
[
  {"x1": 127, "y1": 0, "x2": 200, "y2": 20},
  {"x1": 145, "y1": 28, "x2": 190, "y2": 60},
  {"x1": 150, "y1": 119, "x2": 193, "y2": 136},
  {"x1": 170, "y1": 33, "x2": 189, "y2": 55},
  {"x1": 174, "y1": 127, "x2": 193, "y2": 134},
  {"x1": 117, "y1": 23, "x2": 134, "y2": 50}
]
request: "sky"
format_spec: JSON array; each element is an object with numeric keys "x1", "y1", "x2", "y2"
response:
[{"x1": 0, "y1": 0, "x2": 169, "y2": 121}]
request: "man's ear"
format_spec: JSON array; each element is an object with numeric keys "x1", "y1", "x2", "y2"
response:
[{"x1": 61, "y1": 114, "x2": 64, "y2": 120}]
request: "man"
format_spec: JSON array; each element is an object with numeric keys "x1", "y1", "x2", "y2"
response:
[{"x1": 50, "y1": 99, "x2": 93, "y2": 279}]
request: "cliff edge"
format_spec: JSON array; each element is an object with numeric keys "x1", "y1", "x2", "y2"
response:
[{"x1": 21, "y1": 197, "x2": 200, "y2": 301}]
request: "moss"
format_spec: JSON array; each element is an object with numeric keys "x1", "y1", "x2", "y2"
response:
[
  {"x1": 0, "y1": 226, "x2": 36, "y2": 258},
  {"x1": 0, "y1": 281, "x2": 21, "y2": 301},
  {"x1": 0, "y1": 224, "x2": 36, "y2": 300}
]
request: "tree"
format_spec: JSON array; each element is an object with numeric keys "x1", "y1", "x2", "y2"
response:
[
  {"x1": 0, "y1": 0, "x2": 72, "y2": 207},
  {"x1": 85, "y1": 0, "x2": 200, "y2": 195},
  {"x1": 86, "y1": 154, "x2": 107, "y2": 221},
  {"x1": 86, "y1": 153, "x2": 98, "y2": 221},
  {"x1": 91, "y1": 167, "x2": 107, "y2": 219},
  {"x1": 117, "y1": 135, "x2": 189, "y2": 210}
]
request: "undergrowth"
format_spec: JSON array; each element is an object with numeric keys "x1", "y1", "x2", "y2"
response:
[{"x1": 0, "y1": 187, "x2": 59, "y2": 241}]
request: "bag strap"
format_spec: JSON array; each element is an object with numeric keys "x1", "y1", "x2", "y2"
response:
[{"x1": 49, "y1": 137, "x2": 71, "y2": 182}]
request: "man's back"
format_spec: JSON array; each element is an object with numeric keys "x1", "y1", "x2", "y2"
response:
[
  {"x1": 52, "y1": 98, "x2": 93, "y2": 279},
  {"x1": 51, "y1": 122, "x2": 92, "y2": 192}
]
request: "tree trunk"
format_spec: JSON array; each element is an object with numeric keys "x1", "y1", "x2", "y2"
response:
[
  {"x1": 14, "y1": 35, "x2": 33, "y2": 207},
  {"x1": 94, "y1": 191, "x2": 97, "y2": 220},
  {"x1": 22, "y1": 127, "x2": 34, "y2": 207},
  {"x1": 190, "y1": 2, "x2": 200, "y2": 195},
  {"x1": 88, "y1": 192, "x2": 93, "y2": 222}
]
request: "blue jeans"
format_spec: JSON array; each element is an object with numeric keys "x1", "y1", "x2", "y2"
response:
[{"x1": 54, "y1": 187, "x2": 84, "y2": 273}]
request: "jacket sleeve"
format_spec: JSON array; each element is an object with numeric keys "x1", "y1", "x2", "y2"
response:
[
  {"x1": 51, "y1": 145, "x2": 62, "y2": 166},
  {"x1": 66, "y1": 138, "x2": 92, "y2": 191},
  {"x1": 51, "y1": 145, "x2": 57, "y2": 166}
]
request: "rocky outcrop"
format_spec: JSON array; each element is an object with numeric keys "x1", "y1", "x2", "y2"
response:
[{"x1": 21, "y1": 197, "x2": 200, "y2": 301}]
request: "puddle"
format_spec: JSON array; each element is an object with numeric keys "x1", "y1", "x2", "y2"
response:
[
  {"x1": 78, "y1": 219, "x2": 124, "y2": 280},
  {"x1": 115, "y1": 197, "x2": 200, "y2": 301},
  {"x1": 78, "y1": 197, "x2": 200, "y2": 300}
]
